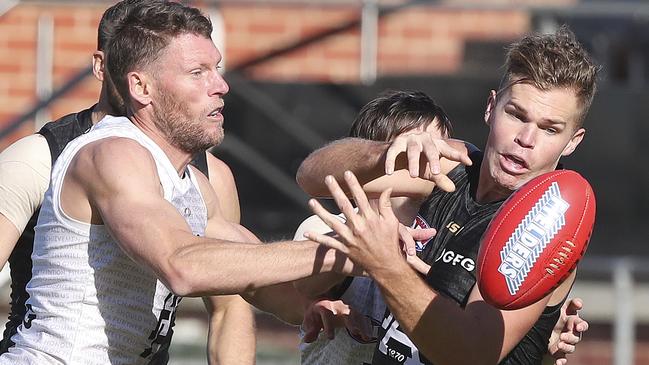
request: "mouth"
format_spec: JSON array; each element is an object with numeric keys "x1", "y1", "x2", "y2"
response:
[
  {"x1": 207, "y1": 105, "x2": 224, "y2": 119},
  {"x1": 499, "y1": 153, "x2": 529, "y2": 174}
]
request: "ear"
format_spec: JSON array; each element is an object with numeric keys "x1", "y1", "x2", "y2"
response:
[
  {"x1": 92, "y1": 51, "x2": 105, "y2": 82},
  {"x1": 484, "y1": 90, "x2": 497, "y2": 125},
  {"x1": 127, "y1": 71, "x2": 153, "y2": 107},
  {"x1": 561, "y1": 127, "x2": 585, "y2": 157}
]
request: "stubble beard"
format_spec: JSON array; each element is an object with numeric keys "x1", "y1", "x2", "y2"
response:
[{"x1": 152, "y1": 88, "x2": 224, "y2": 155}]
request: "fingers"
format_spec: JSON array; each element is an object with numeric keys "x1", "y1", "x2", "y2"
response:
[
  {"x1": 438, "y1": 139, "x2": 473, "y2": 166},
  {"x1": 325, "y1": 175, "x2": 357, "y2": 221},
  {"x1": 559, "y1": 331, "x2": 581, "y2": 346},
  {"x1": 421, "y1": 135, "x2": 440, "y2": 175},
  {"x1": 408, "y1": 227, "x2": 437, "y2": 241},
  {"x1": 385, "y1": 138, "x2": 405, "y2": 175},
  {"x1": 557, "y1": 341, "x2": 576, "y2": 354},
  {"x1": 575, "y1": 319, "x2": 589, "y2": 333},
  {"x1": 344, "y1": 171, "x2": 373, "y2": 217},
  {"x1": 304, "y1": 231, "x2": 349, "y2": 254},
  {"x1": 406, "y1": 254, "x2": 431, "y2": 275},
  {"x1": 564, "y1": 297, "x2": 583, "y2": 315},
  {"x1": 399, "y1": 224, "x2": 417, "y2": 256},
  {"x1": 318, "y1": 303, "x2": 337, "y2": 340},
  {"x1": 307, "y1": 198, "x2": 349, "y2": 236},
  {"x1": 430, "y1": 174, "x2": 456, "y2": 193},
  {"x1": 378, "y1": 187, "x2": 396, "y2": 222},
  {"x1": 406, "y1": 138, "x2": 423, "y2": 177}
]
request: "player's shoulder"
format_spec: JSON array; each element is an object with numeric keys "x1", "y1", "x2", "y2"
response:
[
  {"x1": 205, "y1": 153, "x2": 235, "y2": 182},
  {"x1": 73, "y1": 137, "x2": 155, "y2": 177},
  {"x1": 0, "y1": 134, "x2": 49, "y2": 165}
]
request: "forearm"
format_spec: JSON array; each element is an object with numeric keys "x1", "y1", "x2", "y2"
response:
[
  {"x1": 242, "y1": 282, "x2": 307, "y2": 326},
  {"x1": 293, "y1": 272, "x2": 348, "y2": 298},
  {"x1": 168, "y1": 240, "x2": 340, "y2": 297},
  {"x1": 296, "y1": 138, "x2": 389, "y2": 197},
  {"x1": 204, "y1": 295, "x2": 255, "y2": 365},
  {"x1": 372, "y1": 260, "x2": 502, "y2": 365}
]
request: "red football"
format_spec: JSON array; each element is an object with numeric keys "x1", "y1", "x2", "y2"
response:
[{"x1": 477, "y1": 170, "x2": 595, "y2": 310}]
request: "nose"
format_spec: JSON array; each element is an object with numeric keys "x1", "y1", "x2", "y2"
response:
[
  {"x1": 208, "y1": 69, "x2": 229, "y2": 96},
  {"x1": 514, "y1": 124, "x2": 536, "y2": 148}
]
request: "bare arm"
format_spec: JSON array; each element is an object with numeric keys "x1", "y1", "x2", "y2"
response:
[
  {"x1": 65, "y1": 138, "x2": 345, "y2": 297},
  {"x1": 202, "y1": 295, "x2": 255, "y2": 364},
  {"x1": 201, "y1": 152, "x2": 254, "y2": 365},
  {"x1": 296, "y1": 136, "x2": 471, "y2": 199},
  {"x1": 306, "y1": 172, "x2": 571, "y2": 365}
]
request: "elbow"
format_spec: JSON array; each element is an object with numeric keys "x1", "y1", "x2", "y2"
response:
[
  {"x1": 296, "y1": 163, "x2": 326, "y2": 198},
  {"x1": 159, "y1": 256, "x2": 199, "y2": 297},
  {"x1": 295, "y1": 163, "x2": 312, "y2": 192}
]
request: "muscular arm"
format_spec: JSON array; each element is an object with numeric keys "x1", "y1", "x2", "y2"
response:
[
  {"x1": 307, "y1": 172, "x2": 570, "y2": 365},
  {"x1": 65, "y1": 138, "x2": 344, "y2": 297},
  {"x1": 296, "y1": 137, "x2": 468, "y2": 199},
  {"x1": 372, "y1": 258, "x2": 560, "y2": 364},
  {"x1": 201, "y1": 153, "x2": 254, "y2": 364}
]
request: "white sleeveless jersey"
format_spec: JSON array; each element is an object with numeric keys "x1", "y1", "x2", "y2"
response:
[{"x1": 0, "y1": 116, "x2": 207, "y2": 365}]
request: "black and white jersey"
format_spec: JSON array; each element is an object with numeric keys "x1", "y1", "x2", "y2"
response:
[{"x1": 372, "y1": 151, "x2": 563, "y2": 365}]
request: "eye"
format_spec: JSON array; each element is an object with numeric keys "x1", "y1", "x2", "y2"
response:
[
  {"x1": 543, "y1": 126, "x2": 559, "y2": 135},
  {"x1": 190, "y1": 69, "x2": 203, "y2": 77}
]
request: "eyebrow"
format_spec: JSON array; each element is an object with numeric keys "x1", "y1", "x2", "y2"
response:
[{"x1": 506, "y1": 100, "x2": 567, "y2": 126}]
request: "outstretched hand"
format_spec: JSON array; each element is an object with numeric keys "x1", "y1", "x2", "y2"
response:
[
  {"x1": 547, "y1": 297, "x2": 589, "y2": 365},
  {"x1": 384, "y1": 133, "x2": 472, "y2": 192},
  {"x1": 302, "y1": 298, "x2": 376, "y2": 344},
  {"x1": 302, "y1": 299, "x2": 350, "y2": 343},
  {"x1": 305, "y1": 171, "x2": 401, "y2": 275}
]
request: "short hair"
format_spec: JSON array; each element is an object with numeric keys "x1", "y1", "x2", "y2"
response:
[
  {"x1": 349, "y1": 90, "x2": 452, "y2": 142},
  {"x1": 97, "y1": 0, "x2": 151, "y2": 51},
  {"x1": 105, "y1": 1, "x2": 213, "y2": 108},
  {"x1": 502, "y1": 26, "x2": 599, "y2": 125}
]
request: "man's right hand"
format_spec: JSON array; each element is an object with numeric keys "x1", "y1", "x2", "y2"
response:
[{"x1": 384, "y1": 133, "x2": 472, "y2": 192}]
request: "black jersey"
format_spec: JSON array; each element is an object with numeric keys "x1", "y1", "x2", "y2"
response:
[
  {"x1": 0, "y1": 109, "x2": 210, "y2": 364},
  {"x1": 372, "y1": 150, "x2": 563, "y2": 365}
]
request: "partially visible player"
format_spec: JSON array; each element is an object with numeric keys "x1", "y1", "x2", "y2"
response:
[
  {"x1": 295, "y1": 90, "x2": 589, "y2": 365},
  {"x1": 294, "y1": 90, "x2": 451, "y2": 364},
  {"x1": 0, "y1": 1, "x2": 254, "y2": 363}
]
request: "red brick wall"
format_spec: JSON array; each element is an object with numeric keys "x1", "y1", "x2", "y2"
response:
[
  {"x1": 0, "y1": 1, "x2": 534, "y2": 146},
  {"x1": 0, "y1": 3, "x2": 104, "y2": 148}
]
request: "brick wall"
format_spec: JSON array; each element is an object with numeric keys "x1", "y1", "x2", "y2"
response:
[
  {"x1": 0, "y1": 1, "x2": 541, "y2": 147},
  {"x1": 0, "y1": 3, "x2": 105, "y2": 148}
]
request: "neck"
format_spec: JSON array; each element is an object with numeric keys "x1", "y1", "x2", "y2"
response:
[
  {"x1": 91, "y1": 100, "x2": 110, "y2": 125},
  {"x1": 129, "y1": 112, "x2": 193, "y2": 177}
]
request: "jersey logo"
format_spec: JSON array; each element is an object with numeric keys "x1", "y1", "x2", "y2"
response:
[
  {"x1": 498, "y1": 182, "x2": 569, "y2": 295},
  {"x1": 434, "y1": 248, "x2": 476, "y2": 272},
  {"x1": 412, "y1": 215, "x2": 433, "y2": 252},
  {"x1": 445, "y1": 221, "x2": 465, "y2": 235}
]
